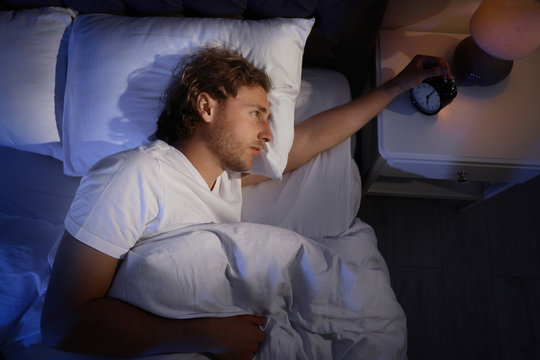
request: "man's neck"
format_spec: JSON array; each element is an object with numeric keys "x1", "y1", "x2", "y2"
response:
[{"x1": 171, "y1": 138, "x2": 223, "y2": 190}]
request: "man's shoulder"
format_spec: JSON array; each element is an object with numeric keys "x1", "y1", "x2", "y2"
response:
[
  {"x1": 127, "y1": 140, "x2": 169, "y2": 163},
  {"x1": 88, "y1": 141, "x2": 166, "y2": 178}
]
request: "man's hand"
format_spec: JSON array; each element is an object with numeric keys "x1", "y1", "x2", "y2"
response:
[
  {"x1": 206, "y1": 315, "x2": 266, "y2": 360},
  {"x1": 389, "y1": 54, "x2": 453, "y2": 92},
  {"x1": 42, "y1": 232, "x2": 267, "y2": 358}
]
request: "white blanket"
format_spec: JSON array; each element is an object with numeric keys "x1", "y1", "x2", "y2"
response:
[{"x1": 108, "y1": 219, "x2": 406, "y2": 360}]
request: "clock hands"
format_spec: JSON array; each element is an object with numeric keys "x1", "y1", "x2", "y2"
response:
[{"x1": 426, "y1": 89, "x2": 436, "y2": 103}]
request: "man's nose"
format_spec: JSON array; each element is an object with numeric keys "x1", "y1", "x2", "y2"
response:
[{"x1": 259, "y1": 120, "x2": 272, "y2": 143}]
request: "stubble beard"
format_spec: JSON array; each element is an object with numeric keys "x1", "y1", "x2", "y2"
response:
[{"x1": 208, "y1": 110, "x2": 253, "y2": 173}]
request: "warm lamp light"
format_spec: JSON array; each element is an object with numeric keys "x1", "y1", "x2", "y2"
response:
[
  {"x1": 453, "y1": 0, "x2": 540, "y2": 86},
  {"x1": 471, "y1": 0, "x2": 540, "y2": 60}
]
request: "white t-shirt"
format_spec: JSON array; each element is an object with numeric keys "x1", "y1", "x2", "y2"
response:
[{"x1": 65, "y1": 140, "x2": 242, "y2": 259}]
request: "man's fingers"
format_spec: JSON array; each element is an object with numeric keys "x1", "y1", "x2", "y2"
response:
[
  {"x1": 415, "y1": 54, "x2": 445, "y2": 68},
  {"x1": 252, "y1": 316, "x2": 266, "y2": 343},
  {"x1": 429, "y1": 66, "x2": 449, "y2": 78},
  {"x1": 248, "y1": 315, "x2": 267, "y2": 326},
  {"x1": 416, "y1": 54, "x2": 453, "y2": 80},
  {"x1": 432, "y1": 57, "x2": 453, "y2": 80},
  {"x1": 432, "y1": 66, "x2": 454, "y2": 80}
]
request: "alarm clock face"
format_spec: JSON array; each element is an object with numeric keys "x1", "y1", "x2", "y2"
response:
[
  {"x1": 411, "y1": 82, "x2": 441, "y2": 115},
  {"x1": 410, "y1": 77, "x2": 458, "y2": 115}
]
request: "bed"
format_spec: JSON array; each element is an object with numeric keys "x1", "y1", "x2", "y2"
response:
[{"x1": 0, "y1": 1, "x2": 406, "y2": 359}]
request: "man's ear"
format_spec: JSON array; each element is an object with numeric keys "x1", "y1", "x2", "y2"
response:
[{"x1": 197, "y1": 92, "x2": 218, "y2": 123}]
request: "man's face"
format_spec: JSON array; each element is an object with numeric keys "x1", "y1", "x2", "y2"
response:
[{"x1": 208, "y1": 85, "x2": 272, "y2": 172}]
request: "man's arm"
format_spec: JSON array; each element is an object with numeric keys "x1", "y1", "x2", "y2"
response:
[
  {"x1": 42, "y1": 231, "x2": 265, "y2": 359},
  {"x1": 241, "y1": 55, "x2": 450, "y2": 186},
  {"x1": 285, "y1": 55, "x2": 450, "y2": 173}
]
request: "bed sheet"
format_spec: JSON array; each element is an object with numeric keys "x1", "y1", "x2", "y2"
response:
[
  {"x1": 0, "y1": 68, "x2": 370, "y2": 359},
  {"x1": 0, "y1": 147, "x2": 79, "y2": 359}
]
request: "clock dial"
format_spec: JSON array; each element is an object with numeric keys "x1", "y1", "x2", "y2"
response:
[{"x1": 411, "y1": 83, "x2": 441, "y2": 114}]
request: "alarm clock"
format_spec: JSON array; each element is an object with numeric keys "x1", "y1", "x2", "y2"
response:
[{"x1": 410, "y1": 76, "x2": 458, "y2": 115}]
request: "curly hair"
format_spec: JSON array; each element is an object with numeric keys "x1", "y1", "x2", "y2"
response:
[{"x1": 155, "y1": 47, "x2": 272, "y2": 144}]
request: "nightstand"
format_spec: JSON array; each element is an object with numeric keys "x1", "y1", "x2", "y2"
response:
[{"x1": 360, "y1": 30, "x2": 540, "y2": 201}]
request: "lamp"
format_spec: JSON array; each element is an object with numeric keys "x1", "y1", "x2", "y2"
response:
[{"x1": 453, "y1": 0, "x2": 540, "y2": 86}]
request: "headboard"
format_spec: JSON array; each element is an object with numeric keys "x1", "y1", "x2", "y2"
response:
[{"x1": 0, "y1": 0, "x2": 388, "y2": 97}]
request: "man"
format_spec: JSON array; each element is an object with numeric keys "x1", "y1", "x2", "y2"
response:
[{"x1": 41, "y1": 47, "x2": 450, "y2": 360}]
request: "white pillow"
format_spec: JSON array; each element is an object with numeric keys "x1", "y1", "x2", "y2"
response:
[
  {"x1": 0, "y1": 7, "x2": 76, "y2": 160},
  {"x1": 242, "y1": 68, "x2": 359, "y2": 238},
  {"x1": 62, "y1": 14, "x2": 314, "y2": 178}
]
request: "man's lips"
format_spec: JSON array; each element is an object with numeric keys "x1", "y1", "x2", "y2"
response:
[
  {"x1": 250, "y1": 141, "x2": 266, "y2": 156},
  {"x1": 251, "y1": 146, "x2": 261, "y2": 155}
]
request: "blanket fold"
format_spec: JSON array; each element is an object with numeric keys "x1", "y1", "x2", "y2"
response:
[{"x1": 108, "y1": 219, "x2": 406, "y2": 359}]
